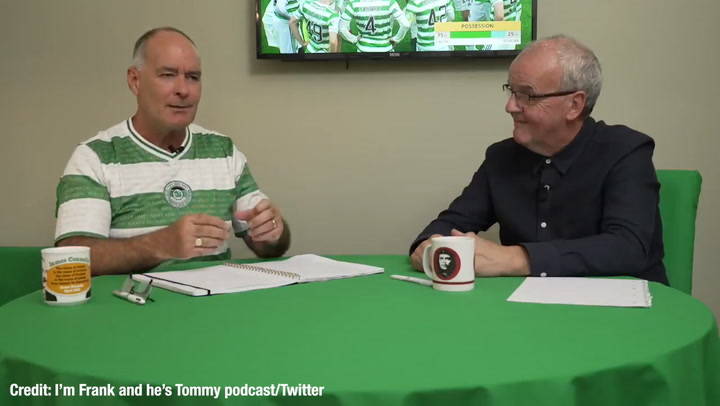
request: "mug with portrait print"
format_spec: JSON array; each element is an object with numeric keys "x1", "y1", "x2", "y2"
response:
[{"x1": 422, "y1": 236, "x2": 475, "y2": 292}]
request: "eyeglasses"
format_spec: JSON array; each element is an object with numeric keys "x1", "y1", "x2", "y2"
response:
[{"x1": 502, "y1": 83, "x2": 578, "y2": 107}]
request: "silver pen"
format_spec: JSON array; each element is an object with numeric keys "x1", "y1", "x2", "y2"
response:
[{"x1": 391, "y1": 274, "x2": 433, "y2": 287}]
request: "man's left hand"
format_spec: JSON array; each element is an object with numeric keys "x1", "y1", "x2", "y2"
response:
[
  {"x1": 235, "y1": 199, "x2": 285, "y2": 243},
  {"x1": 450, "y1": 229, "x2": 530, "y2": 277}
]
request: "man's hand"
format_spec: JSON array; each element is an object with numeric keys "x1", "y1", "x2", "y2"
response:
[
  {"x1": 151, "y1": 213, "x2": 230, "y2": 260},
  {"x1": 235, "y1": 199, "x2": 285, "y2": 243},
  {"x1": 235, "y1": 199, "x2": 290, "y2": 258},
  {"x1": 57, "y1": 213, "x2": 231, "y2": 276},
  {"x1": 410, "y1": 234, "x2": 442, "y2": 271},
  {"x1": 450, "y1": 229, "x2": 530, "y2": 277}
]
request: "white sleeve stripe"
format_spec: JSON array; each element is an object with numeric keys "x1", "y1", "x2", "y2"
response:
[
  {"x1": 63, "y1": 144, "x2": 105, "y2": 185},
  {"x1": 55, "y1": 198, "x2": 111, "y2": 240}
]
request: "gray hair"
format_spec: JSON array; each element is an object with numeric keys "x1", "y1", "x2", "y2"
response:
[
  {"x1": 132, "y1": 27, "x2": 196, "y2": 69},
  {"x1": 521, "y1": 35, "x2": 603, "y2": 116}
]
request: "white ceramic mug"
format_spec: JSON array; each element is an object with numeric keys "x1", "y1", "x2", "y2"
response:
[
  {"x1": 422, "y1": 236, "x2": 475, "y2": 292},
  {"x1": 41, "y1": 246, "x2": 92, "y2": 305}
]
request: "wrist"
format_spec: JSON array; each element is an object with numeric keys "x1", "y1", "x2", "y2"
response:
[
  {"x1": 508, "y1": 245, "x2": 530, "y2": 276},
  {"x1": 134, "y1": 230, "x2": 169, "y2": 263}
]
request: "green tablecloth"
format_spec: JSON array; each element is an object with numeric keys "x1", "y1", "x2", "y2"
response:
[{"x1": 1, "y1": 255, "x2": 718, "y2": 405}]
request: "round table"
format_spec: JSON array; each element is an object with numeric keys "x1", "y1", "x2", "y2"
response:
[{"x1": 1, "y1": 255, "x2": 718, "y2": 405}]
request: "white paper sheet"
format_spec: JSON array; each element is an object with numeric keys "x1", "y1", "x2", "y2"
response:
[{"x1": 507, "y1": 277, "x2": 652, "y2": 308}]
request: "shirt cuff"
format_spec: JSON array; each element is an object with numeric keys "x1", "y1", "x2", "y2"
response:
[{"x1": 519, "y1": 241, "x2": 559, "y2": 278}]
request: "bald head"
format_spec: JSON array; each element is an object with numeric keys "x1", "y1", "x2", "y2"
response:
[{"x1": 132, "y1": 27, "x2": 197, "y2": 69}]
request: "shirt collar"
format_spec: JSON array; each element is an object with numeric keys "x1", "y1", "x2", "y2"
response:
[
  {"x1": 531, "y1": 117, "x2": 596, "y2": 175},
  {"x1": 126, "y1": 118, "x2": 191, "y2": 160}
]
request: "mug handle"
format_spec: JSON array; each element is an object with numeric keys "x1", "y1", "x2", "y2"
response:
[{"x1": 422, "y1": 244, "x2": 435, "y2": 280}]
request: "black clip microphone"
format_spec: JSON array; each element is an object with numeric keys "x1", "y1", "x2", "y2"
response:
[{"x1": 168, "y1": 145, "x2": 185, "y2": 154}]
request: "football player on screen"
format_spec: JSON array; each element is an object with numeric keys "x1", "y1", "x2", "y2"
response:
[
  {"x1": 339, "y1": 0, "x2": 411, "y2": 52},
  {"x1": 404, "y1": 0, "x2": 455, "y2": 51},
  {"x1": 273, "y1": 0, "x2": 302, "y2": 54},
  {"x1": 467, "y1": 0, "x2": 503, "y2": 50},
  {"x1": 490, "y1": 0, "x2": 523, "y2": 50},
  {"x1": 453, "y1": 0, "x2": 471, "y2": 21},
  {"x1": 290, "y1": 0, "x2": 341, "y2": 53},
  {"x1": 335, "y1": 0, "x2": 347, "y2": 50}
]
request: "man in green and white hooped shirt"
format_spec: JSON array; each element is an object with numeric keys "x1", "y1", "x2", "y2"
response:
[
  {"x1": 452, "y1": 0, "x2": 471, "y2": 21},
  {"x1": 467, "y1": 0, "x2": 503, "y2": 50},
  {"x1": 405, "y1": 0, "x2": 456, "y2": 51},
  {"x1": 339, "y1": 0, "x2": 411, "y2": 53},
  {"x1": 491, "y1": 0, "x2": 522, "y2": 50},
  {"x1": 290, "y1": 0, "x2": 341, "y2": 53},
  {"x1": 54, "y1": 27, "x2": 290, "y2": 275}
]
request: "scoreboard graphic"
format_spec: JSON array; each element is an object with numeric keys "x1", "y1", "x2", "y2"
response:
[{"x1": 434, "y1": 21, "x2": 521, "y2": 47}]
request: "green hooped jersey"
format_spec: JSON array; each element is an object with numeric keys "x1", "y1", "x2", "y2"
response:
[
  {"x1": 503, "y1": 0, "x2": 521, "y2": 21},
  {"x1": 405, "y1": 0, "x2": 454, "y2": 48},
  {"x1": 300, "y1": 1, "x2": 340, "y2": 53},
  {"x1": 54, "y1": 119, "x2": 268, "y2": 261},
  {"x1": 341, "y1": 0, "x2": 404, "y2": 51},
  {"x1": 274, "y1": 0, "x2": 301, "y2": 21}
]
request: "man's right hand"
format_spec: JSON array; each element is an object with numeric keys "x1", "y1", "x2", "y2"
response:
[
  {"x1": 57, "y1": 213, "x2": 231, "y2": 276},
  {"x1": 151, "y1": 213, "x2": 230, "y2": 260},
  {"x1": 410, "y1": 234, "x2": 442, "y2": 271}
]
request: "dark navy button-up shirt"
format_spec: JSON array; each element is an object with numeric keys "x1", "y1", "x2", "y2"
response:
[{"x1": 411, "y1": 117, "x2": 667, "y2": 285}]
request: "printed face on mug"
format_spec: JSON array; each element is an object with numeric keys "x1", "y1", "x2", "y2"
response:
[
  {"x1": 435, "y1": 249, "x2": 460, "y2": 279},
  {"x1": 422, "y1": 236, "x2": 475, "y2": 292}
]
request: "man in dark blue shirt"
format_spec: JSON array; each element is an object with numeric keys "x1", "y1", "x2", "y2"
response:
[{"x1": 410, "y1": 35, "x2": 667, "y2": 284}]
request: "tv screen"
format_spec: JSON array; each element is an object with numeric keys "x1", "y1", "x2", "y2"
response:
[{"x1": 256, "y1": 0, "x2": 536, "y2": 60}]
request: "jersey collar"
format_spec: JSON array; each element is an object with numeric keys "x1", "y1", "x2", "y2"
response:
[{"x1": 126, "y1": 118, "x2": 192, "y2": 161}]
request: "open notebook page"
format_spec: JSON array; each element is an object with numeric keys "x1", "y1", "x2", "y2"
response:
[
  {"x1": 134, "y1": 265, "x2": 298, "y2": 296},
  {"x1": 260, "y1": 254, "x2": 384, "y2": 282},
  {"x1": 133, "y1": 254, "x2": 383, "y2": 296}
]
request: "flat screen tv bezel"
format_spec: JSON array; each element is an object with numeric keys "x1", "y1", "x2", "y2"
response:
[{"x1": 255, "y1": 0, "x2": 537, "y2": 60}]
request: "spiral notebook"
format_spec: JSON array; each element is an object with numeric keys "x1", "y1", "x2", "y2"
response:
[{"x1": 132, "y1": 254, "x2": 384, "y2": 296}]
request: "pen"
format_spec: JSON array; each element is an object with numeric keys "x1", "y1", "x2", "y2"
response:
[
  {"x1": 113, "y1": 290, "x2": 147, "y2": 305},
  {"x1": 391, "y1": 274, "x2": 433, "y2": 287}
]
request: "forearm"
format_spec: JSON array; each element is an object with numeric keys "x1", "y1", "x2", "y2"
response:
[
  {"x1": 339, "y1": 19, "x2": 358, "y2": 44},
  {"x1": 329, "y1": 33, "x2": 339, "y2": 52},
  {"x1": 244, "y1": 220, "x2": 291, "y2": 258},
  {"x1": 391, "y1": 14, "x2": 410, "y2": 43},
  {"x1": 410, "y1": 164, "x2": 495, "y2": 253},
  {"x1": 57, "y1": 234, "x2": 166, "y2": 276},
  {"x1": 521, "y1": 230, "x2": 656, "y2": 278},
  {"x1": 289, "y1": 18, "x2": 305, "y2": 44},
  {"x1": 494, "y1": 2, "x2": 504, "y2": 20}
]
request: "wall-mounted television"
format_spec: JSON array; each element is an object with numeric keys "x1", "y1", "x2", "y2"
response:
[{"x1": 256, "y1": 0, "x2": 536, "y2": 60}]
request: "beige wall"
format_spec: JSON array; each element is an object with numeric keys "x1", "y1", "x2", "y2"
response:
[{"x1": 1, "y1": 1, "x2": 718, "y2": 321}]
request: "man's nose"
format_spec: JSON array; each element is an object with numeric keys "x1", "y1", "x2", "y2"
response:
[
  {"x1": 505, "y1": 92, "x2": 522, "y2": 114},
  {"x1": 174, "y1": 77, "x2": 189, "y2": 98}
]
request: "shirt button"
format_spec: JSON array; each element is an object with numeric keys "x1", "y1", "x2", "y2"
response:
[
  {"x1": 545, "y1": 158, "x2": 552, "y2": 164},
  {"x1": 540, "y1": 221, "x2": 547, "y2": 229},
  {"x1": 540, "y1": 272, "x2": 548, "y2": 277},
  {"x1": 544, "y1": 184, "x2": 551, "y2": 191}
]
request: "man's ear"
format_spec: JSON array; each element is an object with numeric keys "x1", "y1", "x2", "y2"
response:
[
  {"x1": 566, "y1": 91, "x2": 587, "y2": 121},
  {"x1": 127, "y1": 66, "x2": 140, "y2": 96}
]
